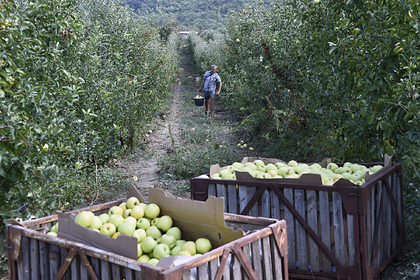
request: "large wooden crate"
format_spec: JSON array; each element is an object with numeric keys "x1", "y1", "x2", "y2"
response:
[
  {"x1": 190, "y1": 162, "x2": 406, "y2": 280},
  {"x1": 6, "y1": 198, "x2": 288, "y2": 280}
]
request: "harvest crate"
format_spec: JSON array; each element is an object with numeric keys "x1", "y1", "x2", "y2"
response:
[
  {"x1": 190, "y1": 161, "x2": 406, "y2": 280},
  {"x1": 6, "y1": 197, "x2": 288, "y2": 280}
]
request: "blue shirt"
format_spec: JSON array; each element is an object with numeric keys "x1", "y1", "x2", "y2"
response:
[{"x1": 203, "y1": 71, "x2": 221, "y2": 91}]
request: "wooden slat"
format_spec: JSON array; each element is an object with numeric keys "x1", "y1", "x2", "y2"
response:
[
  {"x1": 30, "y1": 237, "x2": 40, "y2": 280},
  {"x1": 384, "y1": 178, "x2": 392, "y2": 261},
  {"x1": 39, "y1": 240, "x2": 49, "y2": 279},
  {"x1": 239, "y1": 185, "x2": 247, "y2": 216},
  {"x1": 111, "y1": 263, "x2": 121, "y2": 280},
  {"x1": 230, "y1": 254, "x2": 241, "y2": 280},
  {"x1": 375, "y1": 182, "x2": 383, "y2": 268},
  {"x1": 270, "y1": 234, "x2": 283, "y2": 280},
  {"x1": 91, "y1": 257, "x2": 101, "y2": 279},
  {"x1": 261, "y1": 190, "x2": 270, "y2": 218},
  {"x1": 101, "y1": 259, "x2": 111, "y2": 279},
  {"x1": 135, "y1": 270, "x2": 142, "y2": 280},
  {"x1": 367, "y1": 186, "x2": 374, "y2": 265},
  {"x1": 284, "y1": 188, "x2": 295, "y2": 269},
  {"x1": 80, "y1": 255, "x2": 88, "y2": 280},
  {"x1": 347, "y1": 214, "x2": 355, "y2": 266},
  {"x1": 242, "y1": 244, "x2": 251, "y2": 280},
  {"x1": 228, "y1": 185, "x2": 238, "y2": 214},
  {"x1": 124, "y1": 267, "x2": 134, "y2": 280},
  {"x1": 307, "y1": 189, "x2": 319, "y2": 272},
  {"x1": 295, "y1": 189, "x2": 306, "y2": 270},
  {"x1": 70, "y1": 254, "x2": 80, "y2": 280},
  {"x1": 217, "y1": 184, "x2": 228, "y2": 212},
  {"x1": 319, "y1": 190, "x2": 331, "y2": 273},
  {"x1": 197, "y1": 263, "x2": 208, "y2": 279},
  {"x1": 251, "y1": 240, "x2": 263, "y2": 279},
  {"x1": 18, "y1": 236, "x2": 30, "y2": 279},
  {"x1": 270, "y1": 190, "x2": 281, "y2": 220},
  {"x1": 60, "y1": 246, "x2": 72, "y2": 280},
  {"x1": 182, "y1": 270, "x2": 192, "y2": 280},
  {"x1": 208, "y1": 184, "x2": 216, "y2": 197},
  {"x1": 209, "y1": 258, "x2": 218, "y2": 280},
  {"x1": 49, "y1": 244, "x2": 60, "y2": 280},
  {"x1": 332, "y1": 192, "x2": 345, "y2": 266},
  {"x1": 248, "y1": 187, "x2": 258, "y2": 217},
  {"x1": 261, "y1": 236, "x2": 273, "y2": 280}
]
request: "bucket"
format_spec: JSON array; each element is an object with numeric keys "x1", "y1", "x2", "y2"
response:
[{"x1": 194, "y1": 98, "x2": 204, "y2": 106}]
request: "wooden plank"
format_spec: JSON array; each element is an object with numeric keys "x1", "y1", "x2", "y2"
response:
[
  {"x1": 261, "y1": 236, "x2": 273, "y2": 280},
  {"x1": 251, "y1": 240, "x2": 263, "y2": 279},
  {"x1": 223, "y1": 254, "x2": 231, "y2": 280},
  {"x1": 124, "y1": 267, "x2": 134, "y2": 280},
  {"x1": 217, "y1": 184, "x2": 227, "y2": 212},
  {"x1": 135, "y1": 270, "x2": 142, "y2": 280},
  {"x1": 61, "y1": 246, "x2": 71, "y2": 280},
  {"x1": 367, "y1": 185, "x2": 374, "y2": 265},
  {"x1": 39, "y1": 241, "x2": 49, "y2": 279},
  {"x1": 383, "y1": 178, "x2": 392, "y2": 261},
  {"x1": 347, "y1": 214, "x2": 355, "y2": 266},
  {"x1": 91, "y1": 257, "x2": 101, "y2": 279},
  {"x1": 228, "y1": 184, "x2": 238, "y2": 214},
  {"x1": 270, "y1": 234, "x2": 283, "y2": 280},
  {"x1": 70, "y1": 254, "x2": 80, "y2": 280},
  {"x1": 30, "y1": 237, "x2": 40, "y2": 280},
  {"x1": 375, "y1": 181, "x2": 383, "y2": 268},
  {"x1": 261, "y1": 190, "x2": 270, "y2": 218},
  {"x1": 239, "y1": 185, "x2": 248, "y2": 216},
  {"x1": 182, "y1": 270, "x2": 192, "y2": 280},
  {"x1": 208, "y1": 184, "x2": 216, "y2": 197},
  {"x1": 80, "y1": 255, "x2": 88, "y2": 280},
  {"x1": 111, "y1": 263, "x2": 121, "y2": 280},
  {"x1": 319, "y1": 190, "x2": 331, "y2": 273},
  {"x1": 306, "y1": 189, "x2": 319, "y2": 272},
  {"x1": 101, "y1": 259, "x2": 111, "y2": 279},
  {"x1": 209, "y1": 258, "x2": 218, "y2": 280},
  {"x1": 284, "y1": 188, "x2": 295, "y2": 269},
  {"x1": 197, "y1": 263, "x2": 208, "y2": 279},
  {"x1": 18, "y1": 236, "x2": 30, "y2": 279},
  {"x1": 248, "y1": 186, "x2": 258, "y2": 217},
  {"x1": 295, "y1": 189, "x2": 307, "y2": 270},
  {"x1": 49, "y1": 244, "x2": 60, "y2": 280},
  {"x1": 332, "y1": 192, "x2": 345, "y2": 267},
  {"x1": 270, "y1": 190, "x2": 281, "y2": 220},
  {"x1": 242, "y1": 243, "x2": 251, "y2": 280}
]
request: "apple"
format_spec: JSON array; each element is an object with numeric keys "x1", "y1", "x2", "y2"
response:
[
  {"x1": 147, "y1": 258, "x2": 160, "y2": 266},
  {"x1": 137, "y1": 244, "x2": 143, "y2": 257},
  {"x1": 333, "y1": 173, "x2": 343, "y2": 181},
  {"x1": 145, "y1": 204, "x2": 160, "y2": 219},
  {"x1": 138, "y1": 254, "x2": 150, "y2": 263},
  {"x1": 268, "y1": 169, "x2": 278, "y2": 177},
  {"x1": 76, "y1": 211, "x2": 94, "y2": 227},
  {"x1": 327, "y1": 163, "x2": 338, "y2": 172},
  {"x1": 153, "y1": 244, "x2": 170, "y2": 259},
  {"x1": 198, "y1": 174, "x2": 209, "y2": 178},
  {"x1": 349, "y1": 173, "x2": 363, "y2": 182},
  {"x1": 50, "y1": 223, "x2": 58, "y2": 233},
  {"x1": 178, "y1": 250, "x2": 191, "y2": 256},
  {"x1": 310, "y1": 163, "x2": 322, "y2": 171},
  {"x1": 138, "y1": 202, "x2": 148, "y2": 212},
  {"x1": 146, "y1": 226, "x2": 162, "y2": 240},
  {"x1": 175, "y1": 240, "x2": 187, "y2": 247},
  {"x1": 313, "y1": 0, "x2": 320, "y2": 4},
  {"x1": 141, "y1": 236, "x2": 158, "y2": 253},
  {"x1": 100, "y1": 223, "x2": 116, "y2": 237},
  {"x1": 151, "y1": 218, "x2": 160, "y2": 227},
  {"x1": 222, "y1": 173, "x2": 235, "y2": 180},
  {"x1": 131, "y1": 205, "x2": 145, "y2": 219},
  {"x1": 210, "y1": 173, "x2": 221, "y2": 179},
  {"x1": 244, "y1": 162, "x2": 257, "y2": 170},
  {"x1": 156, "y1": 215, "x2": 173, "y2": 232},
  {"x1": 159, "y1": 234, "x2": 176, "y2": 249},
  {"x1": 232, "y1": 162, "x2": 243, "y2": 169},
  {"x1": 275, "y1": 162, "x2": 287, "y2": 169},
  {"x1": 118, "y1": 222, "x2": 136, "y2": 237},
  {"x1": 253, "y1": 159, "x2": 265, "y2": 167},
  {"x1": 119, "y1": 202, "x2": 127, "y2": 212},
  {"x1": 219, "y1": 169, "x2": 232, "y2": 178},
  {"x1": 370, "y1": 165, "x2": 383, "y2": 173},
  {"x1": 342, "y1": 172, "x2": 352, "y2": 180},
  {"x1": 288, "y1": 160, "x2": 298, "y2": 167},
  {"x1": 112, "y1": 232, "x2": 122, "y2": 239},
  {"x1": 340, "y1": 166, "x2": 352, "y2": 174},
  {"x1": 47, "y1": 232, "x2": 57, "y2": 237},
  {"x1": 98, "y1": 213, "x2": 109, "y2": 224},
  {"x1": 126, "y1": 197, "x2": 140, "y2": 209},
  {"x1": 166, "y1": 227, "x2": 181, "y2": 240},
  {"x1": 137, "y1": 218, "x2": 151, "y2": 230},
  {"x1": 171, "y1": 246, "x2": 182, "y2": 255},
  {"x1": 122, "y1": 209, "x2": 132, "y2": 218},
  {"x1": 108, "y1": 206, "x2": 123, "y2": 216},
  {"x1": 195, "y1": 238, "x2": 212, "y2": 254},
  {"x1": 125, "y1": 216, "x2": 137, "y2": 227},
  {"x1": 133, "y1": 229, "x2": 147, "y2": 243},
  {"x1": 257, "y1": 164, "x2": 267, "y2": 173},
  {"x1": 265, "y1": 163, "x2": 277, "y2": 172},
  {"x1": 108, "y1": 215, "x2": 124, "y2": 229},
  {"x1": 350, "y1": 164, "x2": 363, "y2": 173},
  {"x1": 88, "y1": 216, "x2": 103, "y2": 230},
  {"x1": 181, "y1": 241, "x2": 197, "y2": 256},
  {"x1": 293, "y1": 165, "x2": 305, "y2": 175}
]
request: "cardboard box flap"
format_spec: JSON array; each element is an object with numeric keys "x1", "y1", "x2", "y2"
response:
[
  {"x1": 57, "y1": 212, "x2": 138, "y2": 260},
  {"x1": 129, "y1": 187, "x2": 244, "y2": 248}
]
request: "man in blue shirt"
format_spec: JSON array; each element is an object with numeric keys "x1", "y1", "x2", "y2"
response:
[{"x1": 198, "y1": 65, "x2": 222, "y2": 115}]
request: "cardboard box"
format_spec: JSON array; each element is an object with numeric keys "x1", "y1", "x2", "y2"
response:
[{"x1": 57, "y1": 187, "x2": 245, "y2": 267}]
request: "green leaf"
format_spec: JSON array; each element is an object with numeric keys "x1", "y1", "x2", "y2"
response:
[{"x1": 367, "y1": 114, "x2": 375, "y2": 125}]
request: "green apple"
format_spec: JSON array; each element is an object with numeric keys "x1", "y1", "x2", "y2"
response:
[
  {"x1": 125, "y1": 216, "x2": 137, "y2": 227},
  {"x1": 166, "y1": 227, "x2": 182, "y2": 240},
  {"x1": 350, "y1": 164, "x2": 363, "y2": 173},
  {"x1": 333, "y1": 173, "x2": 343, "y2": 181},
  {"x1": 119, "y1": 202, "x2": 127, "y2": 212},
  {"x1": 137, "y1": 218, "x2": 151, "y2": 230},
  {"x1": 118, "y1": 222, "x2": 136, "y2": 237},
  {"x1": 175, "y1": 240, "x2": 187, "y2": 247},
  {"x1": 108, "y1": 215, "x2": 124, "y2": 229},
  {"x1": 156, "y1": 215, "x2": 173, "y2": 232},
  {"x1": 122, "y1": 209, "x2": 132, "y2": 218},
  {"x1": 257, "y1": 164, "x2": 267, "y2": 173},
  {"x1": 293, "y1": 165, "x2": 305, "y2": 175},
  {"x1": 76, "y1": 211, "x2": 94, "y2": 227},
  {"x1": 349, "y1": 173, "x2": 363, "y2": 182},
  {"x1": 198, "y1": 174, "x2": 209, "y2": 178},
  {"x1": 342, "y1": 172, "x2": 352, "y2": 180},
  {"x1": 88, "y1": 216, "x2": 103, "y2": 230},
  {"x1": 244, "y1": 162, "x2": 257, "y2": 170},
  {"x1": 278, "y1": 167, "x2": 295, "y2": 177},
  {"x1": 147, "y1": 258, "x2": 160, "y2": 266},
  {"x1": 100, "y1": 223, "x2": 116, "y2": 237},
  {"x1": 343, "y1": 162, "x2": 352, "y2": 167},
  {"x1": 265, "y1": 163, "x2": 277, "y2": 173},
  {"x1": 327, "y1": 163, "x2": 338, "y2": 172},
  {"x1": 153, "y1": 243, "x2": 170, "y2": 259},
  {"x1": 98, "y1": 213, "x2": 109, "y2": 224},
  {"x1": 219, "y1": 169, "x2": 232, "y2": 178},
  {"x1": 340, "y1": 166, "x2": 352, "y2": 174},
  {"x1": 159, "y1": 234, "x2": 176, "y2": 249},
  {"x1": 131, "y1": 205, "x2": 145, "y2": 220},
  {"x1": 137, "y1": 243, "x2": 143, "y2": 257},
  {"x1": 309, "y1": 163, "x2": 322, "y2": 171},
  {"x1": 178, "y1": 250, "x2": 191, "y2": 256},
  {"x1": 288, "y1": 160, "x2": 298, "y2": 167},
  {"x1": 138, "y1": 254, "x2": 150, "y2": 263},
  {"x1": 50, "y1": 223, "x2": 58, "y2": 233},
  {"x1": 268, "y1": 169, "x2": 278, "y2": 177},
  {"x1": 195, "y1": 238, "x2": 212, "y2": 254},
  {"x1": 138, "y1": 202, "x2": 148, "y2": 212},
  {"x1": 275, "y1": 162, "x2": 287, "y2": 169},
  {"x1": 171, "y1": 246, "x2": 182, "y2": 255},
  {"x1": 112, "y1": 232, "x2": 122, "y2": 239},
  {"x1": 370, "y1": 165, "x2": 383, "y2": 173},
  {"x1": 222, "y1": 173, "x2": 235, "y2": 180},
  {"x1": 253, "y1": 159, "x2": 265, "y2": 167},
  {"x1": 210, "y1": 173, "x2": 221, "y2": 179},
  {"x1": 145, "y1": 204, "x2": 160, "y2": 219},
  {"x1": 126, "y1": 197, "x2": 140, "y2": 209},
  {"x1": 322, "y1": 177, "x2": 334, "y2": 185},
  {"x1": 232, "y1": 162, "x2": 243, "y2": 170},
  {"x1": 181, "y1": 241, "x2": 196, "y2": 256},
  {"x1": 146, "y1": 226, "x2": 162, "y2": 240},
  {"x1": 151, "y1": 218, "x2": 160, "y2": 227},
  {"x1": 313, "y1": 0, "x2": 320, "y2": 4},
  {"x1": 141, "y1": 236, "x2": 158, "y2": 253},
  {"x1": 133, "y1": 229, "x2": 147, "y2": 243},
  {"x1": 47, "y1": 232, "x2": 57, "y2": 237},
  {"x1": 108, "y1": 206, "x2": 123, "y2": 216}
]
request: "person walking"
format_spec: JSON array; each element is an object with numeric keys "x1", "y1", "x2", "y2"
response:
[{"x1": 198, "y1": 65, "x2": 222, "y2": 116}]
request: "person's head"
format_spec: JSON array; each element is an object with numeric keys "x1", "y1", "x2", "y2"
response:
[{"x1": 210, "y1": 65, "x2": 217, "y2": 73}]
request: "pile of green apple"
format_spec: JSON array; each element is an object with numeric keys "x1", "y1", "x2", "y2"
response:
[
  {"x1": 200, "y1": 159, "x2": 383, "y2": 186},
  {"x1": 194, "y1": 95, "x2": 204, "y2": 99},
  {"x1": 48, "y1": 197, "x2": 212, "y2": 266}
]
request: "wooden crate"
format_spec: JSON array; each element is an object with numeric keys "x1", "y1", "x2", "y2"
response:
[
  {"x1": 6, "y1": 198, "x2": 288, "y2": 280},
  {"x1": 190, "y1": 162, "x2": 406, "y2": 280}
]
